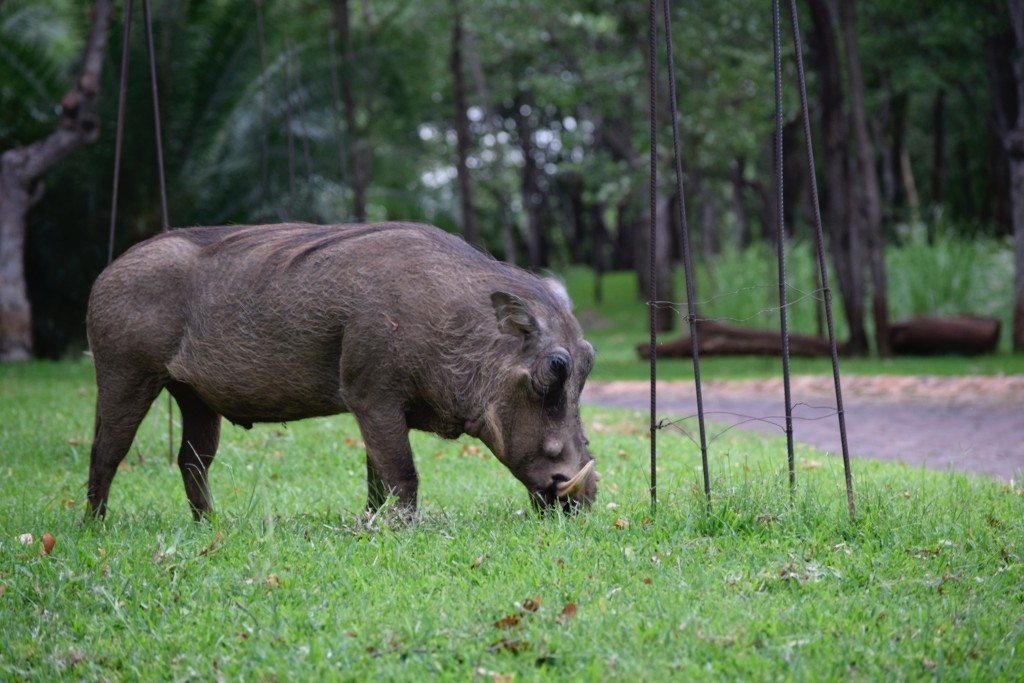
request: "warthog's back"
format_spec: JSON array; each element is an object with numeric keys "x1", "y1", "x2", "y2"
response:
[{"x1": 88, "y1": 222, "x2": 568, "y2": 426}]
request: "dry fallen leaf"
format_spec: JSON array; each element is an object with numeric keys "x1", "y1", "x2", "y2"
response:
[
  {"x1": 0, "y1": 584, "x2": 6, "y2": 598},
  {"x1": 799, "y1": 459, "x2": 822, "y2": 470},
  {"x1": 474, "y1": 667, "x2": 513, "y2": 682},
  {"x1": 557, "y1": 602, "x2": 577, "y2": 624},
  {"x1": 488, "y1": 638, "x2": 530, "y2": 654},
  {"x1": 40, "y1": 533, "x2": 56, "y2": 556},
  {"x1": 264, "y1": 573, "x2": 281, "y2": 588},
  {"x1": 200, "y1": 531, "x2": 224, "y2": 557},
  {"x1": 614, "y1": 518, "x2": 629, "y2": 530},
  {"x1": 67, "y1": 437, "x2": 80, "y2": 446},
  {"x1": 493, "y1": 614, "x2": 520, "y2": 629},
  {"x1": 642, "y1": 577, "x2": 652, "y2": 585},
  {"x1": 521, "y1": 597, "x2": 541, "y2": 612}
]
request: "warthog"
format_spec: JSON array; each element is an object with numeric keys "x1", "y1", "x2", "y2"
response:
[{"x1": 85, "y1": 222, "x2": 597, "y2": 519}]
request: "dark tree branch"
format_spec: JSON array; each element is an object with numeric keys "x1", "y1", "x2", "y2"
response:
[{"x1": 0, "y1": 0, "x2": 113, "y2": 361}]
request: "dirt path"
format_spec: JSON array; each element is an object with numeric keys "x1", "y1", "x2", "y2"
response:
[{"x1": 583, "y1": 376, "x2": 1024, "y2": 479}]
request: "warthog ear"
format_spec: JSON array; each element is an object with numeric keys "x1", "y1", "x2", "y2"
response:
[{"x1": 491, "y1": 291, "x2": 538, "y2": 341}]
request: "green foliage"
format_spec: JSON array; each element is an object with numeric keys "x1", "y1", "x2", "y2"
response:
[
  {"x1": 3, "y1": 0, "x2": 1017, "y2": 356},
  {"x1": 0, "y1": 0, "x2": 83, "y2": 146},
  {"x1": 1, "y1": 361, "x2": 1022, "y2": 678}
]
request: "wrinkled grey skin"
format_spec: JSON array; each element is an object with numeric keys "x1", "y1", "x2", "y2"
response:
[{"x1": 85, "y1": 222, "x2": 596, "y2": 519}]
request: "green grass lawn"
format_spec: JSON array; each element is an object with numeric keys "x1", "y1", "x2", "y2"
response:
[{"x1": 1, "y1": 361, "x2": 1022, "y2": 679}]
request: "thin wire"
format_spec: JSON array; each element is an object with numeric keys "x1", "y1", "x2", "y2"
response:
[
  {"x1": 657, "y1": 403, "x2": 841, "y2": 448},
  {"x1": 254, "y1": 0, "x2": 270, "y2": 206},
  {"x1": 661, "y1": 0, "x2": 710, "y2": 509},
  {"x1": 283, "y1": 39, "x2": 298, "y2": 216},
  {"x1": 787, "y1": 0, "x2": 855, "y2": 519},
  {"x1": 772, "y1": 0, "x2": 796, "y2": 492},
  {"x1": 141, "y1": 0, "x2": 169, "y2": 232},
  {"x1": 647, "y1": 0, "x2": 658, "y2": 516},
  {"x1": 141, "y1": 0, "x2": 173, "y2": 464},
  {"x1": 651, "y1": 282, "x2": 819, "y2": 311},
  {"x1": 651, "y1": 285, "x2": 827, "y2": 323},
  {"x1": 107, "y1": 0, "x2": 133, "y2": 265}
]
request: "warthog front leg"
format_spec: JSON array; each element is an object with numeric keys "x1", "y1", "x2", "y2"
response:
[{"x1": 352, "y1": 406, "x2": 419, "y2": 510}]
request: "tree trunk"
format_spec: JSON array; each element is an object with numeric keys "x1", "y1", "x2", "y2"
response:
[
  {"x1": 698, "y1": 180, "x2": 719, "y2": 259},
  {"x1": 808, "y1": 0, "x2": 868, "y2": 355},
  {"x1": 931, "y1": 89, "x2": 946, "y2": 208},
  {"x1": 637, "y1": 195, "x2": 675, "y2": 332},
  {"x1": 499, "y1": 195, "x2": 517, "y2": 265},
  {"x1": 889, "y1": 89, "x2": 921, "y2": 225},
  {"x1": 254, "y1": 0, "x2": 270, "y2": 205},
  {"x1": 282, "y1": 43, "x2": 298, "y2": 217},
  {"x1": 590, "y1": 203, "x2": 608, "y2": 305},
  {"x1": 485, "y1": 185, "x2": 517, "y2": 264},
  {"x1": 0, "y1": 0, "x2": 113, "y2": 362},
  {"x1": 559, "y1": 173, "x2": 587, "y2": 263},
  {"x1": 613, "y1": 200, "x2": 635, "y2": 271},
  {"x1": 900, "y1": 144, "x2": 921, "y2": 224},
  {"x1": 515, "y1": 97, "x2": 546, "y2": 269},
  {"x1": 1013, "y1": 156, "x2": 1024, "y2": 350},
  {"x1": 883, "y1": 87, "x2": 905, "y2": 210},
  {"x1": 450, "y1": 0, "x2": 480, "y2": 247},
  {"x1": 782, "y1": 119, "x2": 803, "y2": 237},
  {"x1": 1008, "y1": 0, "x2": 1024, "y2": 351},
  {"x1": 731, "y1": 156, "x2": 749, "y2": 250},
  {"x1": 331, "y1": 0, "x2": 368, "y2": 221},
  {"x1": 839, "y1": 0, "x2": 890, "y2": 356}
]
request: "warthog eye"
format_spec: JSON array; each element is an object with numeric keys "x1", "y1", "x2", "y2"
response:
[
  {"x1": 534, "y1": 350, "x2": 571, "y2": 413},
  {"x1": 548, "y1": 354, "x2": 569, "y2": 383}
]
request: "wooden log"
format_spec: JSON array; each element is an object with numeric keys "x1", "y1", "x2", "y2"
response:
[
  {"x1": 636, "y1": 321, "x2": 833, "y2": 359},
  {"x1": 888, "y1": 315, "x2": 1000, "y2": 356}
]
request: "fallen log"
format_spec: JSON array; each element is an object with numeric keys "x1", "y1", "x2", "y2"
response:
[
  {"x1": 888, "y1": 315, "x2": 1000, "y2": 356},
  {"x1": 636, "y1": 320, "x2": 833, "y2": 359}
]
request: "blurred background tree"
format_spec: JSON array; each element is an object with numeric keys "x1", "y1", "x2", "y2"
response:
[{"x1": 0, "y1": 0, "x2": 1020, "y2": 359}]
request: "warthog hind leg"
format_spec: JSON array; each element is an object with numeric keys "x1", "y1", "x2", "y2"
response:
[
  {"x1": 168, "y1": 382, "x2": 221, "y2": 520},
  {"x1": 86, "y1": 372, "x2": 164, "y2": 519}
]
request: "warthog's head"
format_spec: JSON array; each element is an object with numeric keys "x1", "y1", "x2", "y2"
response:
[{"x1": 479, "y1": 288, "x2": 597, "y2": 512}]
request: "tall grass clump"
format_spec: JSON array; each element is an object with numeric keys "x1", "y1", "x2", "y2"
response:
[
  {"x1": 565, "y1": 226, "x2": 1015, "y2": 354},
  {"x1": 887, "y1": 226, "x2": 1013, "y2": 346}
]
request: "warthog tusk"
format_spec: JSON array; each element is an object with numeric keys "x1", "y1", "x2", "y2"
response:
[{"x1": 556, "y1": 460, "x2": 595, "y2": 498}]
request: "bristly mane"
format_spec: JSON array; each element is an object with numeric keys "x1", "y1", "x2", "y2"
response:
[{"x1": 160, "y1": 222, "x2": 570, "y2": 315}]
